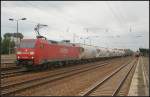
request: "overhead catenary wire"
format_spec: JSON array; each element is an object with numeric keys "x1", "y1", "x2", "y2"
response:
[
  {"x1": 112, "y1": 2, "x2": 131, "y2": 33},
  {"x1": 24, "y1": 1, "x2": 75, "y2": 25},
  {"x1": 105, "y1": 2, "x2": 126, "y2": 30},
  {"x1": 26, "y1": 1, "x2": 87, "y2": 40},
  {"x1": 23, "y1": 2, "x2": 76, "y2": 35},
  {"x1": 112, "y1": 2, "x2": 127, "y2": 25}
]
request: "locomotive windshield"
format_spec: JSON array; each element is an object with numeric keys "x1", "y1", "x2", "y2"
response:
[{"x1": 19, "y1": 39, "x2": 35, "y2": 48}]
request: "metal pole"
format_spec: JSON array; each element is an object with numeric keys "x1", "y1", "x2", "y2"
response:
[
  {"x1": 90, "y1": 38, "x2": 91, "y2": 45},
  {"x1": 9, "y1": 41, "x2": 10, "y2": 55},
  {"x1": 73, "y1": 33, "x2": 75, "y2": 43},
  {"x1": 17, "y1": 20, "x2": 19, "y2": 48},
  {"x1": 130, "y1": 26, "x2": 132, "y2": 32},
  {"x1": 37, "y1": 24, "x2": 40, "y2": 36}
]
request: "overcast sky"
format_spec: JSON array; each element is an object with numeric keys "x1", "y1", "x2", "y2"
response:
[{"x1": 1, "y1": 1, "x2": 149, "y2": 51}]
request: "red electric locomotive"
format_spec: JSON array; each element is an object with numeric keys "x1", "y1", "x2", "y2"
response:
[{"x1": 16, "y1": 36, "x2": 81, "y2": 68}]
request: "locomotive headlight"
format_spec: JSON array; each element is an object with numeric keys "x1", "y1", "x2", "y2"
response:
[
  {"x1": 17, "y1": 51, "x2": 22, "y2": 54},
  {"x1": 30, "y1": 51, "x2": 34, "y2": 55}
]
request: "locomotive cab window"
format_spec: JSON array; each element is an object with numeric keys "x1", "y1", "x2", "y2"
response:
[{"x1": 19, "y1": 39, "x2": 35, "y2": 48}]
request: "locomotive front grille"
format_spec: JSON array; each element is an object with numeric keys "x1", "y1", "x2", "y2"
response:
[{"x1": 17, "y1": 59, "x2": 34, "y2": 66}]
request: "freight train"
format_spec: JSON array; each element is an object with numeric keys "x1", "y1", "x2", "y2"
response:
[{"x1": 16, "y1": 36, "x2": 133, "y2": 69}]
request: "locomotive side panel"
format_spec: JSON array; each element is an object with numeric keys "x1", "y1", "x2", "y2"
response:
[
  {"x1": 37, "y1": 41, "x2": 81, "y2": 64},
  {"x1": 33, "y1": 39, "x2": 48, "y2": 65}
]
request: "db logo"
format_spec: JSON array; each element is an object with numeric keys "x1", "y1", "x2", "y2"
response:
[{"x1": 60, "y1": 48, "x2": 68, "y2": 53}]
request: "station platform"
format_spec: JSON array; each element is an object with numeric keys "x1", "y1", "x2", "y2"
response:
[{"x1": 128, "y1": 56, "x2": 149, "y2": 96}]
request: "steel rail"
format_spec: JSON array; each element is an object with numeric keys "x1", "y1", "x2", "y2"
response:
[
  {"x1": 1, "y1": 68, "x2": 28, "y2": 79},
  {"x1": 1, "y1": 61, "x2": 110, "y2": 95},
  {"x1": 78, "y1": 59, "x2": 135, "y2": 96},
  {"x1": 112, "y1": 59, "x2": 137, "y2": 96}
]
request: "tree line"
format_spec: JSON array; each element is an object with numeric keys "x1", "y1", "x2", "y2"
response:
[
  {"x1": 1, "y1": 33, "x2": 24, "y2": 54},
  {"x1": 139, "y1": 48, "x2": 149, "y2": 57}
]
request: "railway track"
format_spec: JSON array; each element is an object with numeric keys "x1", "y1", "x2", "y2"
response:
[
  {"x1": 1, "y1": 56, "x2": 27, "y2": 78},
  {"x1": 11, "y1": 57, "x2": 132, "y2": 96},
  {"x1": 0, "y1": 58, "x2": 112, "y2": 79},
  {"x1": 1, "y1": 62, "x2": 27, "y2": 78},
  {"x1": 1, "y1": 59, "x2": 17, "y2": 70},
  {"x1": 1, "y1": 60, "x2": 111, "y2": 96},
  {"x1": 1, "y1": 57, "x2": 16, "y2": 64},
  {"x1": 141, "y1": 57, "x2": 149, "y2": 87},
  {"x1": 1, "y1": 67, "x2": 28, "y2": 79},
  {"x1": 1, "y1": 54, "x2": 16, "y2": 59},
  {"x1": 1, "y1": 57, "x2": 132, "y2": 95},
  {"x1": 78, "y1": 58, "x2": 137, "y2": 96},
  {"x1": 1, "y1": 65, "x2": 19, "y2": 71},
  {"x1": 0, "y1": 57, "x2": 115, "y2": 79}
]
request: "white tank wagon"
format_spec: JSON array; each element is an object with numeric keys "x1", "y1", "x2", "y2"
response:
[
  {"x1": 118, "y1": 50, "x2": 124, "y2": 56},
  {"x1": 97, "y1": 47, "x2": 127, "y2": 58},
  {"x1": 74, "y1": 43, "x2": 130, "y2": 60},
  {"x1": 112, "y1": 49, "x2": 117, "y2": 57},
  {"x1": 107, "y1": 48, "x2": 114, "y2": 57},
  {"x1": 114, "y1": 49, "x2": 121, "y2": 57},
  {"x1": 123, "y1": 49, "x2": 133, "y2": 56},
  {"x1": 104, "y1": 48, "x2": 112, "y2": 57},
  {"x1": 113, "y1": 49, "x2": 118, "y2": 57},
  {"x1": 119, "y1": 50, "x2": 126, "y2": 56},
  {"x1": 107, "y1": 48, "x2": 125, "y2": 57},
  {"x1": 96, "y1": 47, "x2": 110, "y2": 58},
  {"x1": 116, "y1": 50, "x2": 121, "y2": 56},
  {"x1": 77, "y1": 44, "x2": 98, "y2": 59},
  {"x1": 98, "y1": 48, "x2": 112, "y2": 58}
]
